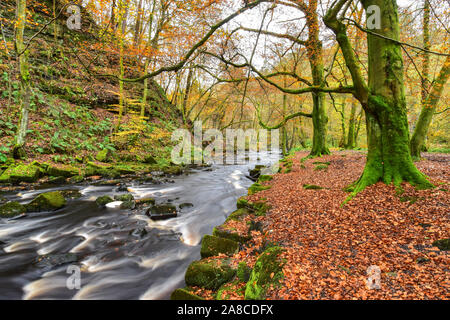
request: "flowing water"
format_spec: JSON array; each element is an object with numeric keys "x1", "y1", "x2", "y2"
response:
[{"x1": 0, "y1": 151, "x2": 280, "y2": 300}]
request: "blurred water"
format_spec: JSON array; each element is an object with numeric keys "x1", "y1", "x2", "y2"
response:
[{"x1": 0, "y1": 151, "x2": 280, "y2": 300}]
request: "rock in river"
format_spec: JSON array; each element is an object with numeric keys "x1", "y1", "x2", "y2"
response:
[{"x1": 145, "y1": 204, "x2": 177, "y2": 221}]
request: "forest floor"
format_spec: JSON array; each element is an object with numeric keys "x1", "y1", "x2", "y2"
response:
[{"x1": 197, "y1": 150, "x2": 449, "y2": 300}]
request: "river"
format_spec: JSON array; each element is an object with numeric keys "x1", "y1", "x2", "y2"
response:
[{"x1": 0, "y1": 151, "x2": 280, "y2": 300}]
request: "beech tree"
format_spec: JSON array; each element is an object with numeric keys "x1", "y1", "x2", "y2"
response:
[{"x1": 324, "y1": 0, "x2": 439, "y2": 193}]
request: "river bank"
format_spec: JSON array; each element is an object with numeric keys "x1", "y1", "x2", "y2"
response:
[{"x1": 172, "y1": 150, "x2": 449, "y2": 300}]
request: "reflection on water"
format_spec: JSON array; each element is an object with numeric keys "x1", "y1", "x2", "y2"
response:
[{"x1": 0, "y1": 151, "x2": 280, "y2": 300}]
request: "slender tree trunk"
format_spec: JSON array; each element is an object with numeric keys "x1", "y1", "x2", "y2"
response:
[
  {"x1": 346, "y1": 103, "x2": 357, "y2": 149},
  {"x1": 181, "y1": 67, "x2": 194, "y2": 124},
  {"x1": 410, "y1": 1, "x2": 450, "y2": 159},
  {"x1": 13, "y1": 0, "x2": 31, "y2": 159}
]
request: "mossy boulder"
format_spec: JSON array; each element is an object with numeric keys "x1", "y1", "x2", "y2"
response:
[
  {"x1": 236, "y1": 196, "x2": 249, "y2": 209},
  {"x1": 237, "y1": 261, "x2": 252, "y2": 282},
  {"x1": 85, "y1": 162, "x2": 120, "y2": 178},
  {"x1": 0, "y1": 164, "x2": 42, "y2": 183},
  {"x1": 0, "y1": 201, "x2": 26, "y2": 218},
  {"x1": 95, "y1": 195, "x2": 114, "y2": 207},
  {"x1": 69, "y1": 175, "x2": 84, "y2": 183},
  {"x1": 26, "y1": 191, "x2": 67, "y2": 212},
  {"x1": 146, "y1": 204, "x2": 177, "y2": 220},
  {"x1": 226, "y1": 208, "x2": 251, "y2": 222},
  {"x1": 170, "y1": 288, "x2": 204, "y2": 300},
  {"x1": 143, "y1": 155, "x2": 157, "y2": 164},
  {"x1": 163, "y1": 165, "x2": 183, "y2": 176},
  {"x1": 114, "y1": 193, "x2": 134, "y2": 202},
  {"x1": 136, "y1": 197, "x2": 156, "y2": 206},
  {"x1": 432, "y1": 239, "x2": 450, "y2": 251},
  {"x1": 216, "y1": 281, "x2": 245, "y2": 300},
  {"x1": 46, "y1": 165, "x2": 79, "y2": 178},
  {"x1": 185, "y1": 258, "x2": 236, "y2": 290},
  {"x1": 95, "y1": 149, "x2": 113, "y2": 162},
  {"x1": 248, "y1": 183, "x2": 271, "y2": 196},
  {"x1": 200, "y1": 235, "x2": 240, "y2": 258},
  {"x1": 245, "y1": 246, "x2": 285, "y2": 300},
  {"x1": 213, "y1": 226, "x2": 251, "y2": 244},
  {"x1": 257, "y1": 175, "x2": 273, "y2": 183}
]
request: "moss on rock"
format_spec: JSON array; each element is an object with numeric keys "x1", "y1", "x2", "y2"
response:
[
  {"x1": 95, "y1": 195, "x2": 114, "y2": 207},
  {"x1": 432, "y1": 239, "x2": 449, "y2": 251},
  {"x1": 170, "y1": 288, "x2": 204, "y2": 300},
  {"x1": 244, "y1": 246, "x2": 285, "y2": 300},
  {"x1": 26, "y1": 191, "x2": 67, "y2": 212},
  {"x1": 248, "y1": 183, "x2": 271, "y2": 196},
  {"x1": 0, "y1": 164, "x2": 42, "y2": 183},
  {"x1": 216, "y1": 281, "x2": 245, "y2": 300},
  {"x1": 46, "y1": 165, "x2": 79, "y2": 178},
  {"x1": 95, "y1": 149, "x2": 112, "y2": 162},
  {"x1": 213, "y1": 226, "x2": 251, "y2": 244},
  {"x1": 185, "y1": 258, "x2": 236, "y2": 290},
  {"x1": 0, "y1": 201, "x2": 27, "y2": 218},
  {"x1": 200, "y1": 235, "x2": 240, "y2": 258},
  {"x1": 237, "y1": 261, "x2": 252, "y2": 282}
]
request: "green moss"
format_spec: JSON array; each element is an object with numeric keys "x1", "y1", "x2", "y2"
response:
[
  {"x1": 163, "y1": 165, "x2": 183, "y2": 175},
  {"x1": 314, "y1": 164, "x2": 329, "y2": 171},
  {"x1": 114, "y1": 193, "x2": 134, "y2": 202},
  {"x1": 236, "y1": 196, "x2": 249, "y2": 209},
  {"x1": 185, "y1": 259, "x2": 236, "y2": 290},
  {"x1": 313, "y1": 161, "x2": 331, "y2": 166},
  {"x1": 200, "y1": 235, "x2": 240, "y2": 258},
  {"x1": 69, "y1": 175, "x2": 84, "y2": 183},
  {"x1": 225, "y1": 208, "x2": 251, "y2": 222},
  {"x1": 170, "y1": 288, "x2": 204, "y2": 300},
  {"x1": 213, "y1": 226, "x2": 251, "y2": 244},
  {"x1": 237, "y1": 262, "x2": 252, "y2": 282},
  {"x1": 46, "y1": 165, "x2": 79, "y2": 178},
  {"x1": 0, "y1": 201, "x2": 26, "y2": 218},
  {"x1": 26, "y1": 191, "x2": 67, "y2": 212},
  {"x1": 303, "y1": 184, "x2": 324, "y2": 190},
  {"x1": 257, "y1": 175, "x2": 273, "y2": 183},
  {"x1": 95, "y1": 195, "x2": 114, "y2": 207},
  {"x1": 0, "y1": 164, "x2": 42, "y2": 183},
  {"x1": 248, "y1": 183, "x2": 271, "y2": 196},
  {"x1": 244, "y1": 246, "x2": 285, "y2": 300},
  {"x1": 216, "y1": 281, "x2": 245, "y2": 300},
  {"x1": 432, "y1": 239, "x2": 449, "y2": 251},
  {"x1": 95, "y1": 149, "x2": 112, "y2": 162}
]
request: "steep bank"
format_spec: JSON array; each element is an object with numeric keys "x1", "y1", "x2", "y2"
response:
[
  {"x1": 0, "y1": 0, "x2": 185, "y2": 186},
  {"x1": 172, "y1": 151, "x2": 449, "y2": 300}
]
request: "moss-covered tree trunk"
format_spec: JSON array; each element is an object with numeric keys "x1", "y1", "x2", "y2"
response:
[
  {"x1": 345, "y1": 103, "x2": 357, "y2": 149},
  {"x1": 352, "y1": 0, "x2": 432, "y2": 192},
  {"x1": 307, "y1": 2, "x2": 330, "y2": 157},
  {"x1": 325, "y1": 0, "x2": 433, "y2": 194},
  {"x1": 13, "y1": 0, "x2": 31, "y2": 159},
  {"x1": 410, "y1": 55, "x2": 450, "y2": 159}
]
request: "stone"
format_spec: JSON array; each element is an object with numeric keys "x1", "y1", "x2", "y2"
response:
[
  {"x1": 245, "y1": 246, "x2": 285, "y2": 300},
  {"x1": 0, "y1": 164, "x2": 42, "y2": 183},
  {"x1": 200, "y1": 235, "x2": 240, "y2": 258},
  {"x1": 95, "y1": 195, "x2": 114, "y2": 208},
  {"x1": 432, "y1": 239, "x2": 450, "y2": 251},
  {"x1": 26, "y1": 191, "x2": 67, "y2": 212},
  {"x1": 185, "y1": 259, "x2": 236, "y2": 290},
  {"x1": 213, "y1": 226, "x2": 251, "y2": 244},
  {"x1": 46, "y1": 165, "x2": 79, "y2": 177},
  {"x1": 170, "y1": 288, "x2": 204, "y2": 300},
  {"x1": 0, "y1": 201, "x2": 26, "y2": 218},
  {"x1": 146, "y1": 204, "x2": 177, "y2": 221}
]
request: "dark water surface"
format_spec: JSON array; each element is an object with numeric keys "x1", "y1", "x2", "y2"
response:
[{"x1": 0, "y1": 152, "x2": 280, "y2": 299}]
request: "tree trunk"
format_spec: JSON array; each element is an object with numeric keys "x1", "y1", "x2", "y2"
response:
[
  {"x1": 410, "y1": 55, "x2": 450, "y2": 159},
  {"x1": 306, "y1": 3, "x2": 330, "y2": 157},
  {"x1": 346, "y1": 103, "x2": 357, "y2": 149},
  {"x1": 13, "y1": 0, "x2": 31, "y2": 159},
  {"x1": 349, "y1": 0, "x2": 432, "y2": 193}
]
